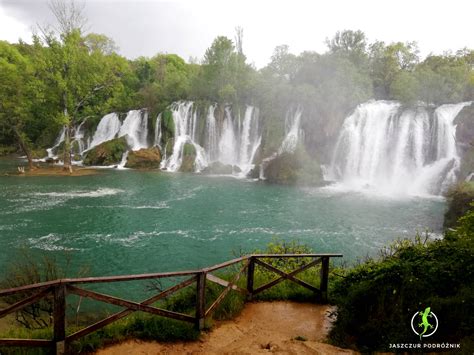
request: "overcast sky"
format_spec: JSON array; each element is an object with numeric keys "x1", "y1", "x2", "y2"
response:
[{"x1": 0, "y1": 0, "x2": 473, "y2": 68}]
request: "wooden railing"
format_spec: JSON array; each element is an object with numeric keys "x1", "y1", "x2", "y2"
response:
[{"x1": 0, "y1": 253, "x2": 342, "y2": 354}]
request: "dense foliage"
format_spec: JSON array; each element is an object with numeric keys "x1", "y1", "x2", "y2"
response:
[
  {"x1": 329, "y1": 209, "x2": 474, "y2": 352},
  {"x1": 1, "y1": 21, "x2": 473, "y2": 165}
]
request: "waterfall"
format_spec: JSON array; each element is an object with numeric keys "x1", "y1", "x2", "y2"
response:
[
  {"x1": 154, "y1": 113, "x2": 162, "y2": 148},
  {"x1": 88, "y1": 113, "x2": 121, "y2": 150},
  {"x1": 161, "y1": 102, "x2": 261, "y2": 175},
  {"x1": 259, "y1": 108, "x2": 302, "y2": 179},
  {"x1": 218, "y1": 107, "x2": 238, "y2": 165},
  {"x1": 212, "y1": 105, "x2": 261, "y2": 175},
  {"x1": 46, "y1": 127, "x2": 66, "y2": 158},
  {"x1": 70, "y1": 119, "x2": 89, "y2": 155},
  {"x1": 328, "y1": 100, "x2": 471, "y2": 196},
  {"x1": 160, "y1": 101, "x2": 208, "y2": 172},
  {"x1": 118, "y1": 110, "x2": 148, "y2": 151},
  {"x1": 279, "y1": 108, "x2": 302, "y2": 154},
  {"x1": 238, "y1": 106, "x2": 261, "y2": 174},
  {"x1": 206, "y1": 105, "x2": 218, "y2": 161}
]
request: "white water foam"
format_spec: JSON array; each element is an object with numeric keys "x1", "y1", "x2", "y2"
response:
[{"x1": 328, "y1": 101, "x2": 471, "y2": 196}]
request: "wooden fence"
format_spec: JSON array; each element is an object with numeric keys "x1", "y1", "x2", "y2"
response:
[{"x1": 0, "y1": 253, "x2": 342, "y2": 354}]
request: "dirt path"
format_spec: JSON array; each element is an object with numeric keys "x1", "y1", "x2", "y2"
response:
[{"x1": 97, "y1": 301, "x2": 357, "y2": 354}]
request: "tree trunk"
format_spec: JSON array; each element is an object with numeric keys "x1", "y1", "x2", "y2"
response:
[{"x1": 14, "y1": 127, "x2": 34, "y2": 171}]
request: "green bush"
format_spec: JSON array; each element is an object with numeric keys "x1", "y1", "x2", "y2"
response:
[{"x1": 329, "y1": 211, "x2": 474, "y2": 352}]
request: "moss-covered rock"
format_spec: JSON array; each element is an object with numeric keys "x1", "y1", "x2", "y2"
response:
[
  {"x1": 444, "y1": 182, "x2": 474, "y2": 229},
  {"x1": 263, "y1": 146, "x2": 323, "y2": 186},
  {"x1": 125, "y1": 147, "x2": 161, "y2": 169},
  {"x1": 455, "y1": 104, "x2": 474, "y2": 180},
  {"x1": 83, "y1": 137, "x2": 128, "y2": 166},
  {"x1": 179, "y1": 143, "x2": 196, "y2": 172}
]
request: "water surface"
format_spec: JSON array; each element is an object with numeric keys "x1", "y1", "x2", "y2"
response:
[{"x1": 0, "y1": 158, "x2": 445, "y2": 281}]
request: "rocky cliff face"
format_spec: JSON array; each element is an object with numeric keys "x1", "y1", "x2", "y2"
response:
[
  {"x1": 455, "y1": 104, "x2": 474, "y2": 180},
  {"x1": 125, "y1": 147, "x2": 161, "y2": 169}
]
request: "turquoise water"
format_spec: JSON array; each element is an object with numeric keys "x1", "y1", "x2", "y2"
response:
[{"x1": 0, "y1": 159, "x2": 445, "y2": 280}]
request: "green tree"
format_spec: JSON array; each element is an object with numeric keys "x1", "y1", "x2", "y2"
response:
[
  {"x1": 369, "y1": 41, "x2": 419, "y2": 99},
  {"x1": 0, "y1": 41, "x2": 37, "y2": 168}
]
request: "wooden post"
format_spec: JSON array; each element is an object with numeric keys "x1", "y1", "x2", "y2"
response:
[
  {"x1": 53, "y1": 284, "x2": 67, "y2": 355},
  {"x1": 320, "y1": 257, "x2": 329, "y2": 303},
  {"x1": 246, "y1": 257, "x2": 255, "y2": 300},
  {"x1": 195, "y1": 272, "x2": 206, "y2": 330}
]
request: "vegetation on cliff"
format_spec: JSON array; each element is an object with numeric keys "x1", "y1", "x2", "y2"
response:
[
  {"x1": 82, "y1": 137, "x2": 128, "y2": 166},
  {"x1": 329, "y1": 208, "x2": 474, "y2": 352},
  {"x1": 0, "y1": 0, "x2": 472, "y2": 172}
]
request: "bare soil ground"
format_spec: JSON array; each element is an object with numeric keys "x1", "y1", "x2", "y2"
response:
[{"x1": 96, "y1": 301, "x2": 358, "y2": 355}]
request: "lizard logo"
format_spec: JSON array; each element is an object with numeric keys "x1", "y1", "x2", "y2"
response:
[{"x1": 411, "y1": 307, "x2": 438, "y2": 340}]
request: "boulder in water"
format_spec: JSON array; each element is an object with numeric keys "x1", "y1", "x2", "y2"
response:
[
  {"x1": 83, "y1": 137, "x2": 128, "y2": 166},
  {"x1": 263, "y1": 146, "x2": 323, "y2": 186},
  {"x1": 125, "y1": 147, "x2": 161, "y2": 169}
]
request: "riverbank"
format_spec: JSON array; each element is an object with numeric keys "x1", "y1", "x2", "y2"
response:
[
  {"x1": 96, "y1": 301, "x2": 356, "y2": 355},
  {"x1": 5, "y1": 165, "x2": 100, "y2": 177}
]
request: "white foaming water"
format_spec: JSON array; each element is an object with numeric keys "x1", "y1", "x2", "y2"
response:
[
  {"x1": 279, "y1": 108, "x2": 302, "y2": 154},
  {"x1": 117, "y1": 151, "x2": 129, "y2": 169},
  {"x1": 206, "y1": 105, "x2": 218, "y2": 161},
  {"x1": 72, "y1": 119, "x2": 88, "y2": 154},
  {"x1": 218, "y1": 107, "x2": 238, "y2": 166},
  {"x1": 328, "y1": 100, "x2": 471, "y2": 196},
  {"x1": 160, "y1": 101, "x2": 208, "y2": 172},
  {"x1": 260, "y1": 107, "x2": 302, "y2": 179},
  {"x1": 88, "y1": 113, "x2": 121, "y2": 150},
  {"x1": 34, "y1": 188, "x2": 124, "y2": 198},
  {"x1": 154, "y1": 113, "x2": 162, "y2": 148},
  {"x1": 46, "y1": 127, "x2": 66, "y2": 158},
  {"x1": 119, "y1": 110, "x2": 148, "y2": 151}
]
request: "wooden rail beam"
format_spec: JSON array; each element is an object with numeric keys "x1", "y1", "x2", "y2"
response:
[
  {"x1": 53, "y1": 284, "x2": 67, "y2": 355},
  {"x1": 67, "y1": 285, "x2": 194, "y2": 323},
  {"x1": 206, "y1": 274, "x2": 247, "y2": 295},
  {"x1": 195, "y1": 272, "x2": 206, "y2": 330},
  {"x1": 0, "y1": 287, "x2": 51, "y2": 319},
  {"x1": 253, "y1": 257, "x2": 322, "y2": 295},
  {"x1": 205, "y1": 261, "x2": 248, "y2": 317},
  {"x1": 0, "y1": 339, "x2": 53, "y2": 347},
  {"x1": 67, "y1": 276, "x2": 197, "y2": 342},
  {"x1": 246, "y1": 256, "x2": 255, "y2": 300}
]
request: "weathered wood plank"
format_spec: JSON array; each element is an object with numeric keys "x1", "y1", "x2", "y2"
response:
[
  {"x1": 246, "y1": 256, "x2": 255, "y2": 300},
  {"x1": 251, "y1": 254, "x2": 342, "y2": 258},
  {"x1": 254, "y1": 258, "x2": 321, "y2": 293},
  {"x1": 253, "y1": 258, "x2": 322, "y2": 295},
  {"x1": 205, "y1": 261, "x2": 248, "y2": 317},
  {"x1": 320, "y1": 256, "x2": 329, "y2": 302},
  {"x1": 0, "y1": 287, "x2": 51, "y2": 318},
  {"x1": 203, "y1": 256, "x2": 249, "y2": 272},
  {"x1": 67, "y1": 276, "x2": 197, "y2": 342},
  {"x1": 206, "y1": 274, "x2": 247, "y2": 295},
  {"x1": 0, "y1": 338, "x2": 53, "y2": 347},
  {"x1": 67, "y1": 285, "x2": 194, "y2": 323},
  {"x1": 64, "y1": 270, "x2": 199, "y2": 285},
  {"x1": 195, "y1": 272, "x2": 206, "y2": 330},
  {"x1": 0, "y1": 281, "x2": 59, "y2": 297},
  {"x1": 53, "y1": 284, "x2": 67, "y2": 355}
]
